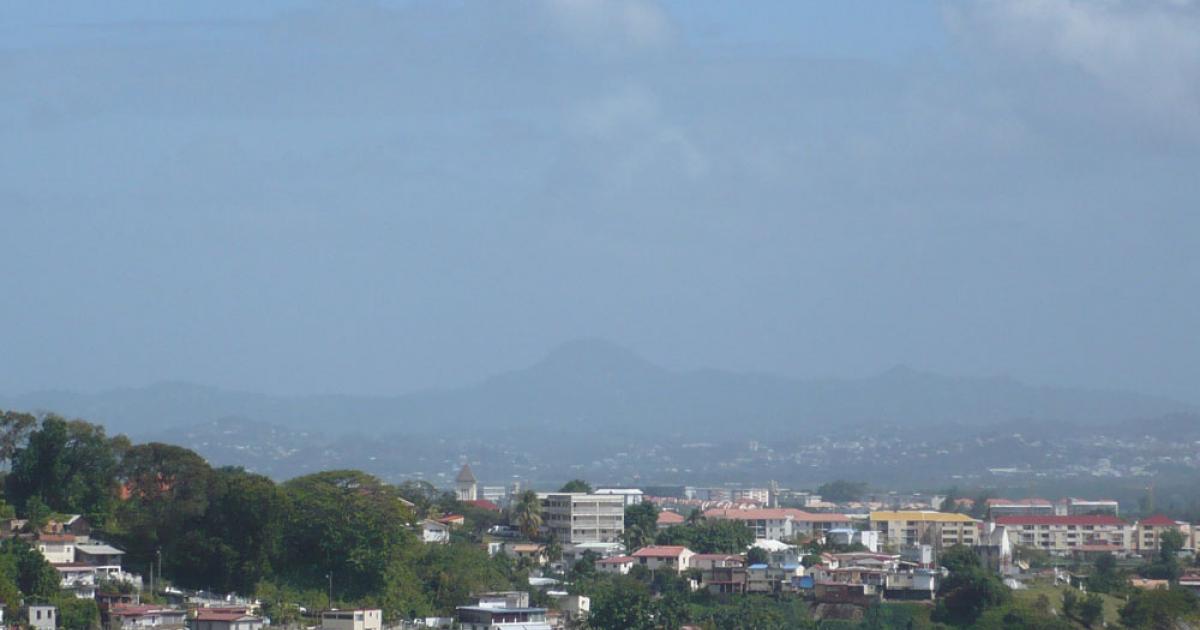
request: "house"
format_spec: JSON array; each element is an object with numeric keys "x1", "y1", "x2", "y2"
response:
[
  {"x1": 702, "y1": 565, "x2": 747, "y2": 594},
  {"x1": 656, "y1": 511, "x2": 685, "y2": 529},
  {"x1": 561, "y1": 541, "x2": 623, "y2": 568},
  {"x1": 749, "y1": 540, "x2": 803, "y2": 568},
  {"x1": 1179, "y1": 573, "x2": 1200, "y2": 596},
  {"x1": 106, "y1": 604, "x2": 188, "y2": 629},
  {"x1": 1136, "y1": 515, "x2": 1192, "y2": 553},
  {"x1": 187, "y1": 610, "x2": 264, "y2": 630},
  {"x1": 884, "y1": 570, "x2": 939, "y2": 600},
  {"x1": 596, "y1": 555, "x2": 635, "y2": 575},
  {"x1": 455, "y1": 606, "x2": 551, "y2": 630},
  {"x1": 826, "y1": 528, "x2": 880, "y2": 552},
  {"x1": 539, "y1": 493, "x2": 625, "y2": 544},
  {"x1": 455, "y1": 464, "x2": 478, "y2": 502},
  {"x1": 869, "y1": 511, "x2": 979, "y2": 549},
  {"x1": 437, "y1": 514, "x2": 465, "y2": 527},
  {"x1": 319, "y1": 608, "x2": 383, "y2": 630},
  {"x1": 504, "y1": 543, "x2": 547, "y2": 566},
  {"x1": 994, "y1": 515, "x2": 1130, "y2": 552},
  {"x1": 29, "y1": 605, "x2": 57, "y2": 630},
  {"x1": 689, "y1": 554, "x2": 743, "y2": 572},
  {"x1": 76, "y1": 540, "x2": 126, "y2": 566},
  {"x1": 631, "y1": 546, "x2": 694, "y2": 573},
  {"x1": 36, "y1": 533, "x2": 76, "y2": 564},
  {"x1": 975, "y1": 522, "x2": 1013, "y2": 573},
  {"x1": 421, "y1": 519, "x2": 451, "y2": 544}
]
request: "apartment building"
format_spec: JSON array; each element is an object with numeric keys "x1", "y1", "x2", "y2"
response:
[
  {"x1": 703, "y1": 508, "x2": 851, "y2": 541},
  {"x1": 993, "y1": 515, "x2": 1130, "y2": 552},
  {"x1": 1136, "y1": 515, "x2": 1193, "y2": 552},
  {"x1": 539, "y1": 493, "x2": 625, "y2": 544},
  {"x1": 1058, "y1": 498, "x2": 1120, "y2": 517},
  {"x1": 868, "y1": 511, "x2": 979, "y2": 549},
  {"x1": 985, "y1": 499, "x2": 1054, "y2": 519}
]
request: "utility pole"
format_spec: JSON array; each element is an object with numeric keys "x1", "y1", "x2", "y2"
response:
[{"x1": 326, "y1": 571, "x2": 333, "y2": 611}]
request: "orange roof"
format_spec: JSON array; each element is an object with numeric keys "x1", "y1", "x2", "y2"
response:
[
  {"x1": 37, "y1": 534, "x2": 76, "y2": 543},
  {"x1": 704, "y1": 508, "x2": 848, "y2": 522},
  {"x1": 597, "y1": 555, "x2": 635, "y2": 564},
  {"x1": 632, "y1": 545, "x2": 690, "y2": 558},
  {"x1": 657, "y1": 511, "x2": 685, "y2": 525},
  {"x1": 1139, "y1": 515, "x2": 1180, "y2": 527}
]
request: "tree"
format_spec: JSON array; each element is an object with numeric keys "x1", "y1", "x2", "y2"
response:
[
  {"x1": 558, "y1": 479, "x2": 592, "y2": 493},
  {"x1": 0, "y1": 539, "x2": 60, "y2": 599},
  {"x1": 1079, "y1": 592, "x2": 1104, "y2": 628},
  {"x1": 53, "y1": 595, "x2": 100, "y2": 629},
  {"x1": 622, "y1": 502, "x2": 659, "y2": 551},
  {"x1": 115, "y1": 442, "x2": 214, "y2": 575},
  {"x1": 569, "y1": 550, "x2": 598, "y2": 584},
  {"x1": 0, "y1": 410, "x2": 36, "y2": 464},
  {"x1": 746, "y1": 546, "x2": 769, "y2": 566},
  {"x1": 815, "y1": 480, "x2": 868, "y2": 502},
  {"x1": 1061, "y1": 588, "x2": 1078, "y2": 619},
  {"x1": 1088, "y1": 553, "x2": 1122, "y2": 593},
  {"x1": 512, "y1": 490, "x2": 542, "y2": 540},
  {"x1": 655, "y1": 520, "x2": 754, "y2": 554},
  {"x1": 281, "y1": 470, "x2": 418, "y2": 602},
  {"x1": 933, "y1": 544, "x2": 1011, "y2": 626},
  {"x1": 7, "y1": 416, "x2": 120, "y2": 526},
  {"x1": 23, "y1": 495, "x2": 50, "y2": 533},
  {"x1": 588, "y1": 575, "x2": 656, "y2": 630},
  {"x1": 1119, "y1": 587, "x2": 1200, "y2": 629}
]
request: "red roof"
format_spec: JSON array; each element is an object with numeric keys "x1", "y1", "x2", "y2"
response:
[
  {"x1": 37, "y1": 534, "x2": 76, "y2": 543},
  {"x1": 1139, "y1": 515, "x2": 1180, "y2": 527},
  {"x1": 994, "y1": 515, "x2": 1125, "y2": 526},
  {"x1": 465, "y1": 499, "x2": 500, "y2": 512},
  {"x1": 657, "y1": 511, "x2": 685, "y2": 525},
  {"x1": 597, "y1": 555, "x2": 635, "y2": 564},
  {"x1": 632, "y1": 545, "x2": 690, "y2": 558}
]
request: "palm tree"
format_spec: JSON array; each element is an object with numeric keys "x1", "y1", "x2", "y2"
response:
[{"x1": 513, "y1": 490, "x2": 543, "y2": 539}]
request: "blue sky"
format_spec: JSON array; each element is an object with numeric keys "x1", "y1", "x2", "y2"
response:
[{"x1": 1, "y1": 1, "x2": 1198, "y2": 401}]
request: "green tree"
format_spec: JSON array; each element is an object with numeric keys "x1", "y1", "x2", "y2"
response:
[
  {"x1": 0, "y1": 539, "x2": 60, "y2": 599},
  {"x1": 933, "y1": 544, "x2": 1011, "y2": 626},
  {"x1": 622, "y1": 502, "x2": 658, "y2": 551},
  {"x1": 655, "y1": 520, "x2": 754, "y2": 554},
  {"x1": 0, "y1": 410, "x2": 36, "y2": 465},
  {"x1": 558, "y1": 479, "x2": 593, "y2": 493},
  {"x1": 815, "y1": 480, "x2": 868, "y2": 502},
  {"x1": 281, "y1": 470, "x2": 417, "y2": 601},
  {"x1": 1088, "y1": 553, "x2": 1122, "y2": 593},
  {"x1": 415, "y1": 543, "x2": 508, "y2": 614},
  {"x1": 588, "y1": 575, "x2": 656, "y2": 630},
  {"x1": 1061, "y1": 588, "x2": 1079, "y2": 619},
  {"x1": 1079, "y1": 592, "x2": 1104, "y2": 628},
  {"x1": 1119, "y1": 587, "x2": 1200, "y2": 628},
  {"x1": 746, "y1": 546, "x2": 769, "y2": 566},
  {"x1": 53, "y1": 595, "x2": 101, "y2": 629},
  {"x1": 23, "y1": 495, "x2": 51, "y2": 533},
  {"x1": 512, "y1": 490, "x2": 542, "y2": 540},
  {"x1": 7, "y1": 416, "x2": 120, "y2": 526}
]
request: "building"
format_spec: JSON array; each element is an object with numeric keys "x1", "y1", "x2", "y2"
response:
[
  {"x1": 1136, "y1": 515, "x2": 1192, "y2": 552},
  {"x1": 594, "y1": 488, "x2": 644, "y2": 507},
  {"x1": 596, "y1": 555, "x2": 635, "y2": 575},
  {"x1": 456, "y1": 606, "x2": 550, "y2": 630},
  {"x1": 187, "y1": 610, "x2": 264, "y2": 630},
  {"x1": 320, "y1": 609, "x2": 383, "y2": 630},
  {"x1": 106, "y1": 604, "x2": 188, "y2": 629},
  {"x1": 993, "y1": 515, "x2": 1130, "y2": 552},
  {"x1": 868, "y1": 511, "x2": 979, "y2": 549},
  {"x1": 826, "y1": 528, "x2": 880, "y2": 552},
  {"x1": 455, "y1": 464, "x2": 478, "y2": 502},
  {"x1": 985, "y1": 499, "x2": 1054, "y2": 519},
  {"x1": 29, "y1": 605, "x2": 57, "y2": 630},
  {"x1": 503, "y1": 543, "x2": 547, "y2": 566},
  {"x1": 421, "y1": 519, "x2": 451, "y2": 544},
  {"x1": 656, "y1": 511, "x2": 685, "y2": 529},
  {"x1": 631, "y1": 546, "x2": 694, "y2": 573},
  {"x1": 36, "y1": 533, "x2": 76, "y2": 564},
  {"x1": 703, "y1": 508, "x2": 850, "y2": 541},
  {"x1": 732, "y1": 488, "x2": 771, "y2": 505},
  {"x1": 539, "y1": 493, "x2": 625, "y2": 544},
  {"x1": 1058, "y1": 498, "x2": 1120, "y2": 517},
  {"x1": 561, "y1": 541, "x2": 623, "y2": 568}
]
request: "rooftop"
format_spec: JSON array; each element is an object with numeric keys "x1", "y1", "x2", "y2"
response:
[
  {"x1": 994, "y1": 515, "x2": 1126, "y2": 526},
  {"x1": 632, "y1": 545, "x2": 690, "y2": 558},
  {"x1": 869, "y1": 511, "x2": 977, "y2": 523}
]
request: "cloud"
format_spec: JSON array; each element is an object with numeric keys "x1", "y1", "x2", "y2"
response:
[
  {"x1": 946, "y1": 0, "x2": 1200, "y2": 138},
  {"x1": 540, "y1": 0, "x2": 674, "y2": 52}
]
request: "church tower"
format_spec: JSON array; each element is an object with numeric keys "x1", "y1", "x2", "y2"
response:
[{"x1": 455, "y1": 463, "x2": 478, "y2": 502}]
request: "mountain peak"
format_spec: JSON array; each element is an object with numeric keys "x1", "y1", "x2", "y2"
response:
[{"x1": 534, "y1": 338, "x2": 662, "y2": 374}]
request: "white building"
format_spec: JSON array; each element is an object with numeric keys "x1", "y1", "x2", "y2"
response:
[
  {"x1": 455, "y1": 464, "x2": 478, "y2": 502},
  {"x1": 320, "y1": 609, "x2": 383, "y2": 630},
  {"x1": 29, "y1": 605, "x2": 56, "y2": 630},
  {"x1": 593, "y1": 488, "x2": 644, "y2": 507},
  {"x1": 421, "y1": 519, "x2": 451, "y2": 544},
  {"x1": 539, "y1": 493, "x2": 625, "y2": 544},
  {"x1": 631, "y1": 546, "x2": 695, "y2": 573}
]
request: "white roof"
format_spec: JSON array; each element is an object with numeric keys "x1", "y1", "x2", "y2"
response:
[
  {"x1": 750, "y1": 539, "x2": 793, "y2": 552},
  {"x1": 76, "y1": 543, "x2": 125, "y2": 555}
]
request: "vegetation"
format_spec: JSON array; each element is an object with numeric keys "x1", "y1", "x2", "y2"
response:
[
  {"x1": 816, "y1": 480, "x2": 869, "y2": 502},
  {"x1": 655, "y1": 520, "x2": 754, "y2": 554},
  {"x1": 558, "y1": 479, "x2": 593, "y2": 493}
]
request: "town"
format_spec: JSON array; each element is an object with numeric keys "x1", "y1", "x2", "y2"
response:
[{"x1": 3, "y1": 412, "x2": 1200, "y2": 629}]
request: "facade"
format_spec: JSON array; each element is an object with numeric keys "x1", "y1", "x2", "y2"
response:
[
  {"x1": 320, "y1": 609, "x2": 383, "y2": 630},
  {"x1": 456, "y1": 606, "x2": 550, "y2": 630},
  {"x1": 187, "y1": 611, "x2": 264, "y2": 630},
  {"x1": 29, "y1": 605, "x2": 57, "y2": 630},
  {"x1": 37, "y1": 534, "x2": 76, "y2": 564},
  {"x1": 596, "y1": 555, "x2": 635, "y2": 575},
  {"x1": 455, "y1": 464, "x2": 478, "y2": 502},
  {"x1": 703, "y1": 508, "x2": 849, "y2": 541},
  {"x1": 868, "y1": 511, "x2": 979, "y2": 549},
  {"x1": 107, "y1": 604, "x2": 188, "y2": 629},
  {"x1": 985, "y1": 499, "x2": 1055, "y2": 519},
  {"x1": 539, "y1": 493, "x2": 625, "y2": 544},
  {"x1": 827, "y1": 528, "x2": 880, "y2": 552},
  {"x1": 593, "y1": 488, "x2": 644, "y2": 507},
  {"x1": 994, "y1": 515, "x2": 1129, "y2": 552},
  {"x1": 631, "y1": 546, "x2": 695, "y2": 573},
  {"x1": 1136, "y1": 515, "x2": 1192, "y2": 552},
  {"x1": 1059, "y1": 498, "x2": 1120, "y2": 517}
]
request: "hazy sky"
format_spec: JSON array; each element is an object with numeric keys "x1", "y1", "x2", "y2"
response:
[{"x1": 2, "y1": 0, "x2": 1198, "y2": 401}]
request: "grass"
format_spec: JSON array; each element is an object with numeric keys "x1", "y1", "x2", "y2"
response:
[{"x1": 1012, "y1": 581, "x2": 1126, "y2": 627}]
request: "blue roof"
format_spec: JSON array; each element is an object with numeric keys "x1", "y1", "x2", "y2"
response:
[{"x1": 749, "y1": 563, "x2": 769, "y2": 569}]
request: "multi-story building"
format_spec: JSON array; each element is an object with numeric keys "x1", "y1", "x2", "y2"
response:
[
  {"x1": 868, "y1": 511, "x2": 979, "y2": 550},
  {"x1": 539, "y1": 493, "x2": 625, "y2": 544},
  {"x1": 319, "y1": 609, "x2": 383, "y2": 630},
  {"x1": 993, "y1": 515, "x2": 1130, "y2": 552},
  {"x1": 985, "y1": 499, "x2": 1054, "y2": 519},
  {"x1": 1136, "y1": 515, "x2": 1193, "y2": 552},
  {"x1": 703, "y1": 508, "x2": 850, "y2": 541},
  {"x1": 594, "y1": 488, "x2": 645, "y2": 507},
  {"x1": 1057, "y1": 498, "x2": 1120, "y2": 517}
]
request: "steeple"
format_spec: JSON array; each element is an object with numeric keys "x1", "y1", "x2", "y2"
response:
[{"x1": 455, "y1": 463, "x2": 478, "y2": 501}]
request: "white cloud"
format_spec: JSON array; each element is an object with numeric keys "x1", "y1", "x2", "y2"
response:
[
  {"x1": 541, "y1": 0, "x2": 674, "y2": 51},
  {"x1": 947, "y1": 0, "x2": 1200, "y2": 136}
]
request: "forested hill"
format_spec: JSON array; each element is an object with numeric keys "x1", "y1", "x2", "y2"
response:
[{"x1": 2, "y1": 338, "x2": 1190, "y2": 440}]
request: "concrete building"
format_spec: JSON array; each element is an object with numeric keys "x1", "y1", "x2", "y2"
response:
[
  {"x1": 107, "y1": 604, "x2": 188, "y2": 629},
  {"x1": 456, "y1": 606, "x2": 550, "y2": 630},
  {"x1": 187, "y1": 610, "x2": 264, "y2": 630},
  {"x1": 1057, "y1": 498, "x2": 1120, "y2": 517},
  {"x1": 594, "y1": 488, "x2": 644, "y2": 507},
  {"x1": 704, "y1": 508, "x2": 850, "y2": 541},
  {"x1": 993, "y1": 515, "x2": 1130, "y2": 552},
  {"x1": 631, "y1": 546, "x2": 695, "y2": 573},
  {"x1": 455, "y1": 464, "x2": 478, "y2": 502},
  {"x1": 29, "y1": 605, "x2": 56, "y2": 630},
  {"x1": 827, "y1": 528, "x2": 880, "y2": 552},
  {"x1": 596, "y1": 555, "x2": 635, "y2": 575},
  {"x1": 539, "y1": 493, "x2": 625, "y2": 544},
  {"x1": 1136, "y1": 515, "x2": 1192, "y2": 552},
  {"x1": 868, "y1": 511, "x2": 979, "y2": 550},
  {"x1": 320, "y1": 609, "x2": 383, "y2": 630},
  {"x1": 985, "y1": 499, "x2": 1054, "y2": 519}
]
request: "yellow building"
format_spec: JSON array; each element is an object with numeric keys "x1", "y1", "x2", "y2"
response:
[{"x1": 869, "y1": 511, "x2": 979, "y2": 549}]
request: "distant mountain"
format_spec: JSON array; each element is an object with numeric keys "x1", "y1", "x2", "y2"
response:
[{"x1": 2, "y1": 338, "x2": 1193, "y2": 441}]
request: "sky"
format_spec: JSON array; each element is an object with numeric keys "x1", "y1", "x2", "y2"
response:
[{"x1": 1, "y1": 0, "x2": 1198, "y2": 401}]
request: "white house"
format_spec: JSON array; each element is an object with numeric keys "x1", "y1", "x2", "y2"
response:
[
  {"x1": 421, "y1": 519, "x2": 451, "y2": 544},
  {"x1": 320, "y1": 609, "x2": 383, "y2": 630},
  {"x1": 631, "y1": 546, "x2": 695, "y2": 573}
]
